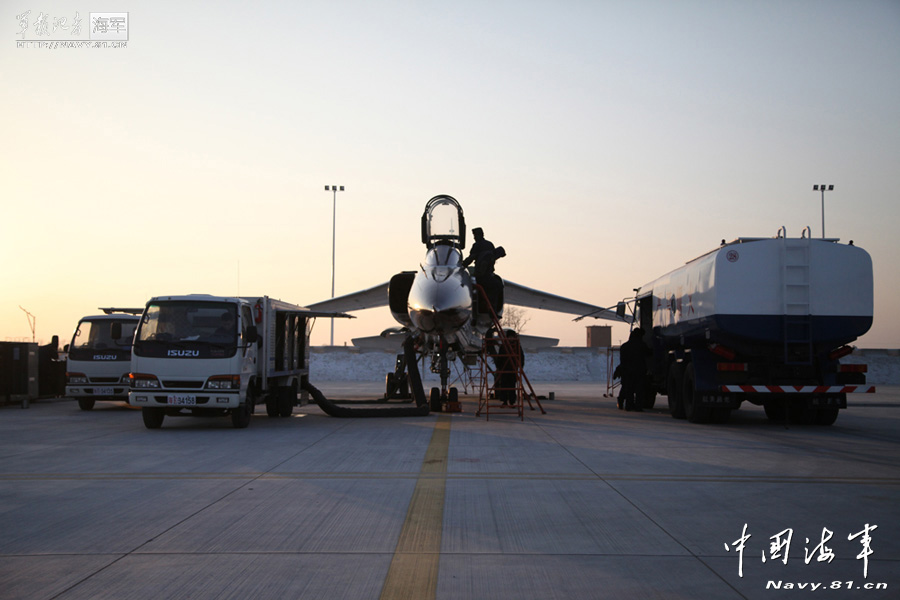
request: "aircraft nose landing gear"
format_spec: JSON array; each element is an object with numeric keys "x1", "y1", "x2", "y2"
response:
[
  {"x1": 429, "y1": 342, "x2": 462, "y2": 412},
  {"x1": 430, "y1": 386, "x2": 461, "y2": 412}
]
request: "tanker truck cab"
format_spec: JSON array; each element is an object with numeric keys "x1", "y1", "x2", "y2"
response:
[
  {"x1": 66, "y1": 309, "x2": 142, "y2": 411},
  {"x1": 129, "y1": 295, "x2": 260, "y2": 429}
]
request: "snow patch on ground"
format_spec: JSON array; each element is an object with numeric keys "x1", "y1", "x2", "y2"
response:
[{"x1": 311, "y1": 347, "x2": 900, "y2": 385}]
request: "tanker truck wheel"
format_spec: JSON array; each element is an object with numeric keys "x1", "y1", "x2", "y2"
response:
[
  {"x1": 788, "y1": 402, "x2": 817, "y2": 425},
  {"x1": 667, "y1": 364, "x2": 685, "y2": 419},
  {"x1": 763, "y1": 397, "x2": 787, "y2": 421},
  {"x1": 682, "y1": 363, "x2": 710, "y2": 424},
  {"x1": 815, "y1": 407, "x2": 839, "y2": 426},
  {"x1": 710, "y1": 407, "x2": 732, "y2": 424}
]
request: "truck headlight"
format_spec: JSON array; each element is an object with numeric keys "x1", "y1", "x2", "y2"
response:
[
  {"x1": 130, "y1": 373, "x2": 160, "y2": 389},
  {"x1": 67, "y1": 372, "x2": 88, "y2": 384},
  {"x1": 206, "y1": 375, "x2": 240, "y2": 390}
]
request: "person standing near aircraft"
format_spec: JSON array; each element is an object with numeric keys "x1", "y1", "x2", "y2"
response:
[
  {"x1": 616, "y1": 328, "x2": 651, "y2": 411},
  {"x1": 488, "y1": 329, "x2": 524, "y2": 406}
]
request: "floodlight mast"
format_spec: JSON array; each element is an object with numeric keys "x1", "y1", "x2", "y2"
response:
[
  {"x1": 812, "y1": 184, "x2": 834, "y2": 239},
  {"x1": 324, "y1": 185, "x2": 345, "y2": 345}
]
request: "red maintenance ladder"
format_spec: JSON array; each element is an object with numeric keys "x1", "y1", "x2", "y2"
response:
[{"x1": 473, "y1": 285, "x2": 544, "y2": 421}]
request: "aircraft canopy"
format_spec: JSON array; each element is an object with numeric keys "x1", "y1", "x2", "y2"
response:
[{"x1": 421, "y1": 195, "x2": 466, "y2": 249}]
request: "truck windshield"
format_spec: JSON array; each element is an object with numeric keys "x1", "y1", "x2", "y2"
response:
[
  {"x1": 68, "y1": 319, "x2": 137, "y2": 361},
  {"x1": 138, "y1": 302, "x2": 237, "y2": 343},
  {"x1": 134, "y1": 301, "x2": 239, "y2": 358}
]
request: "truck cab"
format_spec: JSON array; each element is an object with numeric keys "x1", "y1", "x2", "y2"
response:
[
  {"x1": 66, "y1": 309, "x2": 141, "y2": 411},
  {"x1": 128, "y1": 294, "x2": 337, "y2": 429},
  {"x1": 129, "y1": 295, "x2": 259, "y2": 428}
]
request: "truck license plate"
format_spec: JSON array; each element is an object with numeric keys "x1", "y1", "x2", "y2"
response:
[
  {"x1": 167, "y1": 394, "x2": 197, "y2": 406},
  {"x1": 95, "y1": 387, "x2": 115, "y2": 396}
]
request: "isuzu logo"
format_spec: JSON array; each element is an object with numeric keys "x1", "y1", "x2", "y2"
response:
[
  {"x1": 167, "y1": 349, "x2": 200, "y2": 357},
  {"x1": 93, "y1": 354, "x2": 117, "y2": 360}
]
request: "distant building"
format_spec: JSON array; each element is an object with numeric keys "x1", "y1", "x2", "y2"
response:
[{"x1": 586, "y1": 325, "x2": 611, "y2": 348}]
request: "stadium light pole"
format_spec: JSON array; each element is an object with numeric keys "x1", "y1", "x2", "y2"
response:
[
  {"x1": 325, "y1": 185, "x2": 344, "y2": 345},
  {"x1": 812, "y1": 184, "x2": 833, "y2": 239}
]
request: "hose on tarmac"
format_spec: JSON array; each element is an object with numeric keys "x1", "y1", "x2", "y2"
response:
[{"x1": 301, "y1": 336, "x2": 430, "y2": 418}]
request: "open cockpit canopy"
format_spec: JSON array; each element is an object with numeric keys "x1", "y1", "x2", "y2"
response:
[{"x1": 421, "y1": 194, "x2": 466, "y2": 249}]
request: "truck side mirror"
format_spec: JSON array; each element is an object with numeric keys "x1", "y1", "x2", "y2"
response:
[
  {"x1": 245, "y1": 328, "x2": 259, "y2": 345},
  {"x1": 616, "y1": 302, "x2": 627, "y2": 320}
]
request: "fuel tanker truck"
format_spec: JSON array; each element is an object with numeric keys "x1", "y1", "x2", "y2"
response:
[{"x1": 630, "y1": 229, "x2": 874, "y2": 425}]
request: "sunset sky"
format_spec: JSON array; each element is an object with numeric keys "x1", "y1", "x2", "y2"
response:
[{"x1": 2, "y1": 1, "x2": 898, "y2": 349}]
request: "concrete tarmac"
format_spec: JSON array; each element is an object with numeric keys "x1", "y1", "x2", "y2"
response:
[{"x1": 1, "y1": 384, "x2": 898, "y2": 599}]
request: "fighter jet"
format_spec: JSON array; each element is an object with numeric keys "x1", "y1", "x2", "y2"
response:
[{"x1": 306, "y1": 194, "x2": 628, "y2": 411}]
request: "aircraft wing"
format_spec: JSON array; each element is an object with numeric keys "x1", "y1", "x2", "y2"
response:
[
  {"x1": 503, "y1": 280, "x2": 631, "y2": 323},
  {"x1": 350, "y1": 327, "x2": 408, "y2": 351},
  {"x1": 305, "y1": 281, "x2": 390, "y2": 314},
  {"x1": 518, "y1": 334, "x2": 560, "y2": 350},
  {"x1": 351, "y1": 330, "x2": 559, "y2": 351}
]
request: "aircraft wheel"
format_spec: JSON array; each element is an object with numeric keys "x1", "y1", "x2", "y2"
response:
[
  {"x1": 78, "y1": 398, "x2": 95, "y2": 411},
  {"x1": 384, "y1": 372, "x2": 397, "y2": 400},
  {"x1": 448, "y1": 387, "x2": 458, "y2": 404},
  {"x1": 667, "y1": 364, "x2": 685, "y2": 419},
  {"x1": 430, "y1": 387, "x2": 442, "y2": 412},
  {"x1": 682, "y1": 363, "x2": 710, "y2": 424},
  {"x1": 398, "y1": 373, "x2": 411, "y2": 400},
  {"x1": 142, "y1": 407, "x2": 165, "y2": 429}
]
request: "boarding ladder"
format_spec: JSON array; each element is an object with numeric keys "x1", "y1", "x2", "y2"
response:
[
  {"x1": 781, "y1": 230, "x2": 813, "y2": 365},
  {"x1": 473, "y1": 284, "x2": 544, "y2": 420},
  {"x1": 451, "y1": 353, "x2": 484, "y2": 395}
]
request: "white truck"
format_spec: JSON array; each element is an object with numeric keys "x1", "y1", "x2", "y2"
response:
[
  {"x1": 66, "y1": 308, "x2": 142, "y2": 411},
  {"x1": 128, "y1": 294, "x2": 348, "y2": 429}
]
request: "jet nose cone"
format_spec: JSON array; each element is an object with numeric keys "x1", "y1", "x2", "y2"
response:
[
  {"x1": 408, "y1": 274, "x2": 472, "y2": 335},
  {"x1": 410, "y1": 307, "x2": 470, "y2": 334}
]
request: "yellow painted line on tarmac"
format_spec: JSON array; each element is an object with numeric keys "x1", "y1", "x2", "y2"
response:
[{"x1": 380, "y1": 414, "x2": 451, "y2": 600}]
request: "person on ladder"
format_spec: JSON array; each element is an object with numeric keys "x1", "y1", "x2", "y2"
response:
[
  {"x1": 490, "y1": 329, "x2": 524, "y2": 407},
  {"x1": 464, "y1": 227, "x2": 505, "y2": 313}
]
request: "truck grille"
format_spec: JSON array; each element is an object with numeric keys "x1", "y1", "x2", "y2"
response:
[{"x1": 162, "y1": 380, "x2": 204, "y2": 389}]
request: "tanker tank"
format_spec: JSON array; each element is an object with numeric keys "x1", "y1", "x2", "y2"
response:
[{"x1": 628, "y1": 232, "x2": 875, "y2": 426}]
